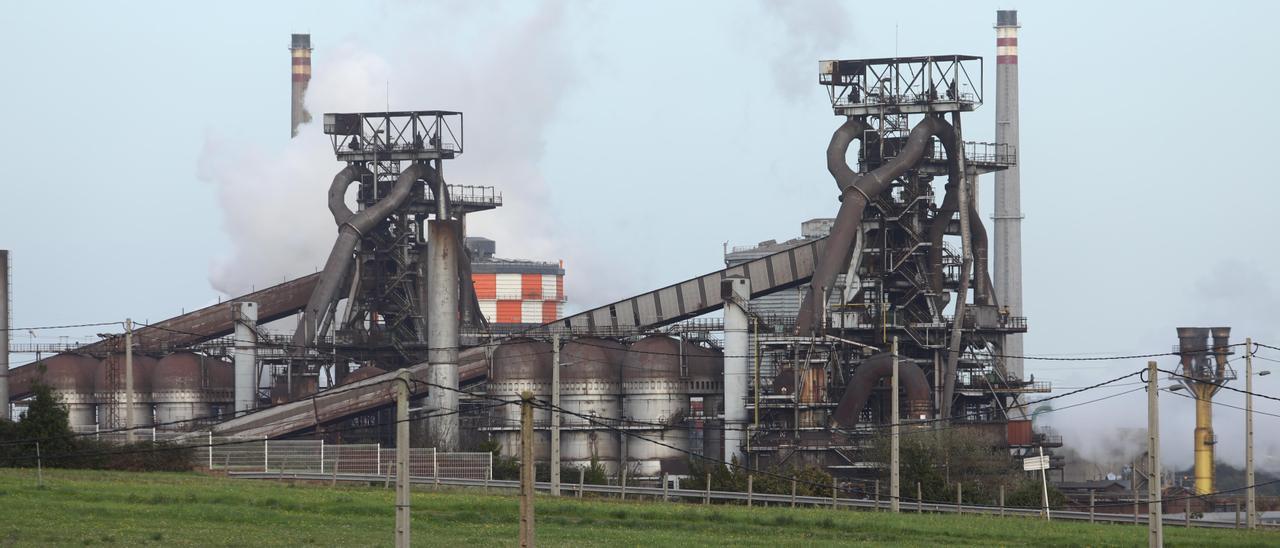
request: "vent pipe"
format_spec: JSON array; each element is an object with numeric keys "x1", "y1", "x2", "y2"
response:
[
  {"x1": 232, "y1": 301, "x2": 258, "y2": 414},
  {"x1": 722, "y1": 277, "x2": 750, "y2": 465}
]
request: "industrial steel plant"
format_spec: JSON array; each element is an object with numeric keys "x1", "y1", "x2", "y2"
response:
[{"x1": 0, "y1": 10, "x2": 1252, "y2": 499}]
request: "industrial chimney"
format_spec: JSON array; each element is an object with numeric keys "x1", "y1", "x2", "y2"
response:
[
  {"x1": 994, "y1": 10, "x2": 1024, "y2": 378},
  {"x1": 290, "y1": 34, "x2": 313, "y2": 138}
]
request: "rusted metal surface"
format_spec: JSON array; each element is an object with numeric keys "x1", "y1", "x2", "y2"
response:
[
  {"x1": 6, "y1": 273, "x2": 318, "y2": 401},
  {"x1": 212, "y1": 347, "x2": 488, "y2": 439},
  {"x1": 536, "y1": 238, "x2": 825, "y2": 334},
  {"x1": 831, "y1": 353, "x2": 930, "y2": 428}
]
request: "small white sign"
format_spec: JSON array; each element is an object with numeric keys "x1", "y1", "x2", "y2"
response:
[{"x1": 1023, "y1": 455, "x2": 1050, "y2": 471}]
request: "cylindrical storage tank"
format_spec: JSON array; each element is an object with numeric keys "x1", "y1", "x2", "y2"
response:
[
  {"x1": 685, "y1": 343, "x2": 724, "y2": 462},
  {"x1": 560, "y1": 337, "x2": 625, "y2": 473},
  {"x1": 152, "y1": 353, "x2": 217, "y2": 428},
  {"x1": 488, "y1": 338, "x2": 552, "y2": 462},
  {"x1": 95, "y1": 354, "x2": 156, "y2": 429},
  {"x1": 622, "y1": 336, "x2": 691, "y2": 477},
  {"x1": 36, "y1": 353, "x2": 98, "y2": 428},
  {"x1": 205, "y1": 357, "x2": 235, "y2": 419}
]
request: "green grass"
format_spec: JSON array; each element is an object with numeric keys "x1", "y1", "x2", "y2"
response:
[{"x1": 0, "y1": 468, "x2": 1274, "y2": 546}]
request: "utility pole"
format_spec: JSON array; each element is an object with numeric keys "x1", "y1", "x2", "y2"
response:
[
  {"x1": 551, "y1": 333, "x2": 561, "y2": 497},
  {"x1": 125, "y1": 318, "x2": 135, "y2": 444},
  {"x1": 1147, "y1": 360, "x2": 1163, "y2": 547},
  {"x1": 890, "y1": 336, "x2": 900, "y2": 513},
  {"x1": 394, "y1": 369, "x2": 411, "y2": 548},
  {"x1": 519, "y1": 391, "x2": 536, "y2": 547},
  {"x1": 1245, "y1": 337, "x2": 1257, "y2": 529}
]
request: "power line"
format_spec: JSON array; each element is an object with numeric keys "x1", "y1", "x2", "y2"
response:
[
  {"x1": 1159, "y1": 368, "x2": 1280, "y2": 404},
  {"x1": 2, "y1": 321, "x2": 123, "y2": 332}
]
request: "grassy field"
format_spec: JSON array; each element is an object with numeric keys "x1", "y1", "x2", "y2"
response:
[{"x1": 0, "y1": 468, "x2": 1275, "y2": 546}]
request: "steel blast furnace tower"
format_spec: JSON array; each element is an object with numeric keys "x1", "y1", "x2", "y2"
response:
[
  {"x1": 1175, "y1": 327, "x2": 1235, "y2": 495},
  {"x1": 739, "y1": 55, "x2": 1048, "y2": 474},
  {"x1": 290, "y1": 111, "x2": 500, "y2": 450}
]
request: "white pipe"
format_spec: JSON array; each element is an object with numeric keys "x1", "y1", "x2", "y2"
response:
[
  {"x1": 722, "y1": 276, "x2": 750, "y2": 465},
  {"x1": 233, "y1": 302, "x2": 259, "y2": 413}
]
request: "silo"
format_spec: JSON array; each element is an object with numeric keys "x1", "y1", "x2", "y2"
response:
[
  {"x1": 622, "y1": 336, "x2": 690, "y2": 476},
  {"x1": 488, "y1": 338, "x2": 552, "y2": 461},
  {"x1": 95, "y1": 354, "x2": 156, "y2": 429},
  {"x1": 36, "y1": 353, "x2": 97, "y2": 428},
  {"x1": 205, "y1": 357, "x2": 235, "y2": 420},
  {"x1": 685, "y1": 343, "x2": 724, "y2": 462},
  {"x1": 152, "y1": 353, "x2": 218, "y2": 427},
  {"x1": 560, "y1": 337, "x2": 625, "y2": 473}
]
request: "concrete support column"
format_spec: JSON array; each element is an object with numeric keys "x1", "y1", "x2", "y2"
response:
[
  {"x1": 722, "y1": 276, "x2": 750, "y2": 465},
  {"x1": 232, "y1": 302, "x2": 259, "y2": 414},
  {"x1": 427, "y1": 219, "x2": 461, "y2": 451}
]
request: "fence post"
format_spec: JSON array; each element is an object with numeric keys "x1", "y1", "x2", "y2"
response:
[
  {"x1": 377, "y1": 442, "x2": 382, "y2": 477},
  {"x1": 332, "y1": 448, "x2": 339, "y2": 487},
  {"x1": 662, "y1": 472, "x2": 669, "y2": 502},
  {"x1": 1000, "y1": 485, "x2": 1005, "y2": 517},
  {"x1": 917, "y1": 482, "x2": 923, "y2": 514},
  {"x1": 705, "y1": 473, "x2": 711, "y2": 505},
  {"x1": 1185, "y1": 496, "x2": 1191, "y2": 527},
  {"x1": 956, "y1": 483, "x2": 962, "y2": 515},
  {"x1": 1235, "y1": 502, "x2": 1241, "y2": 528},
  {"x1": 1089, "y1": 490, "x2": 1095, "y2": 523},
  {"x1": 791, "y1": 477, "x2": 797, "y2": 508},
  {"x1": 747, "y1": 475, "x2": 753, "y2": 508},
  {"x1": 35, "y1": 442, "x2": 43, "y2": 488},
  {"x1": 152, "y1": 427, "x2": 156, "y2": 443},
  {"x1": 832, "y1": 477, "x2": 838, "y2": 509},
  {"x1": 620, "y1": 466, "x2": 627, "y2": 501},
  {"x1": 433, "y1": 449, "x2": 440, "y2": 488},
  {"x1": 320, "y1": 440, "x2": 325, "y2": 475},
  {"x1": 207, "y1": 431, "x2": 213, "y2": 470},
  {"x1": 263, "y1": 436, "x2": 269, "y2": 473},
  {"x1": 487, "y1": 451, "x2": 493, "y2": 489},
  {"x1": 875, "y1": 479, "x2": 880, "y2": 512},
  {"x1": 578, "y1": 467, "x2": 584, "y2": 498}
]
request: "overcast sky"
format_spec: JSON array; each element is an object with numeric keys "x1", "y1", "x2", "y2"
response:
[{"x1": 4, "y1": 1, "x2": 1280, "y2": 471}]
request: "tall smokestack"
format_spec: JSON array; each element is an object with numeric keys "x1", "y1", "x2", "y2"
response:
[
  {"x1": 994, "y1": 10, "x2": 1024, "y2": 378},
  {"x1": 0, "y1": 250, "x2": 9, "y2": 421},
  {"x1": 290, "y1": 34, "x2": 313, "y2": 138}
]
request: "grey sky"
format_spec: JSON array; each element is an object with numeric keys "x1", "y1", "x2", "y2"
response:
[{"x1": 4, "y1": 1, "x2": 1279, "y2": 470}]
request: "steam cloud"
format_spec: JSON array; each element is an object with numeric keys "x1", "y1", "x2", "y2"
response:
[
  {"x1": 200, "y1": 4, "x2": 579, "y2": 301},
  {"x1": 760, "y1": 0, "x2": 851, "y2": 101}
]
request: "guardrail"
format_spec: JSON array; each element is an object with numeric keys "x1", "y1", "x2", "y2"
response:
[{"x1": 228, "y1": 471, "x2": 1271, "y2": 530}]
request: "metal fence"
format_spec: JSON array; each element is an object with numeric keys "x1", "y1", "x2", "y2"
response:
[{"x1": 182, "y1": 435, "x2": 492, "y2": 480}]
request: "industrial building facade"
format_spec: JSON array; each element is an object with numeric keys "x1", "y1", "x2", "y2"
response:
[{"x1": 466, "y1": 237, "x2": 565, "y2": 327}]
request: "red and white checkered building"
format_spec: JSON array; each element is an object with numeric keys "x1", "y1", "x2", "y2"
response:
[{"x1": 467, "y1": 238, "x2": 565, "y2": 326}]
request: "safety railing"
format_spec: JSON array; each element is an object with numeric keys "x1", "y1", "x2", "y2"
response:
[{"x1": 184, "y1": 435, "x2": 491, "y2": 480}]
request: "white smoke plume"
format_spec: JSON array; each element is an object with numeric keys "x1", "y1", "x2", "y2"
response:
[
  {"x1": 200, "y1": 3, "x2": 583, "y2": 301},
  {"x1": 759, "y1": 0, "x2": 851, "y2": 101}
]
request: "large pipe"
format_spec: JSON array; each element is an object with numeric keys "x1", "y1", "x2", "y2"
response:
[
  {"x1": 798, "y1": 115, "x2": 954, "y2": 336},
  {"x1": 722, "y1": 276, "x2": 750, "y2": 465},
  {"x1": 232, "y1": 301, "x2": 258, "y2": 414},
  {"x1": 831, "y1": 352, "x2": 930, "y2": 428},
  {"x1": 293, "y1": 163, "x2": 424, "y2": 349},
  {"x1": 426, "y1": 219, "x2": 461, "y2": 451},
  {"x1": 290, "y1": 34, "x2": 312, "y2": 138},
  {"x1": 994, "y1": 10, "x2": 1025, "y2": 377},
  {"x1": 0, "y1": 250, "x2": 8, "y2": 421}
]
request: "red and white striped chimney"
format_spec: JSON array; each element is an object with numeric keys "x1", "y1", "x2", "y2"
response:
[{"x1": 290, "y1": 34, "x2": 312, "y2": 138}]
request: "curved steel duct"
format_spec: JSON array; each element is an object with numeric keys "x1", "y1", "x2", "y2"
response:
[
  {"x1": 293, "y1": 162, "x2": 432, "y2": 348},
  {"x1": 797, "y1": 115, "x2": 952, "y2": 336},
  {"x1": 827, "y1": 116, "x2": 871, "y2": 193},
  {"x1": 831, "y1": 352, "x2": 930, "y2": 428}
]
